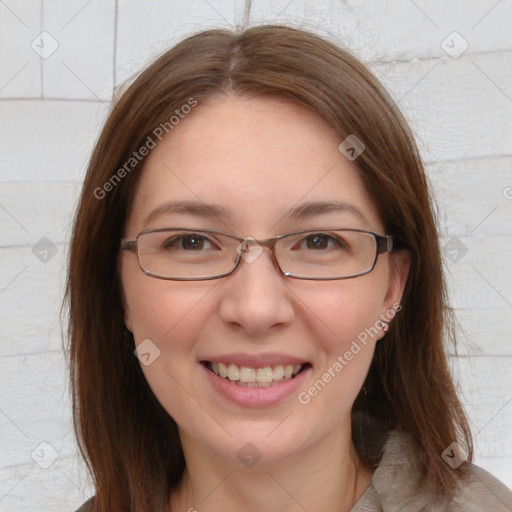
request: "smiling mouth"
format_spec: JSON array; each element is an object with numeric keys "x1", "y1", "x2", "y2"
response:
[{"x1": 202, "y1": 361, "x2": 311, "y2": 387}]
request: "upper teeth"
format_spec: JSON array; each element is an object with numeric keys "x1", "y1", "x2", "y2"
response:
[{"x1": 211, "y1": 362, "x2": 303, "y2": 383}]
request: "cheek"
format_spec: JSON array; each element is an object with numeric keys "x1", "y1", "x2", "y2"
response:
[
  {"x1": 121, "y1": 256, "x2": 211, "y2": 379},
  {"x1": 293, "y1": 278, "x2": 384, "y2": 410},
  {"x1": 299, "y1": 276, "x2": 385, "y2": 354},
  {"x1": 121, "y1": 250, "x2": 214, "y2": 344},
  {"x1": 122, "y1": 275, "x2": 219, "y2": 420}
]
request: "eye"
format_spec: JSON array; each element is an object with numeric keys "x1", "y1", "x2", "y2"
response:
[
  {"x1": 162, "y1": 233, "x2": 218, "y2": 251},
  {"x1": 295, "y1": 233, "x2": 347, "y2": 251}
]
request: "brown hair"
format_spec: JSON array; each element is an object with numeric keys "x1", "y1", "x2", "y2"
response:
[{"x1": 66, "y1": 24, "x2": 473, "y2": 511}]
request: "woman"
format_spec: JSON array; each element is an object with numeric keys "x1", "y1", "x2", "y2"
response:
[{"x1": 68, "y1": 25, "x2": 512, "y2": 511}]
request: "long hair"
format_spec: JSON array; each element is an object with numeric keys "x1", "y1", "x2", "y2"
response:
[{"x1": 66, "y1": 25, "x2": 473, "y2": 511}]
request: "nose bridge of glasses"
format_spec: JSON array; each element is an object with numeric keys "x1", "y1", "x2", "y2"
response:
[
  {"x1": 231, "y1": 234, "x2": 275, "y2": 253},
  {"x1": 232, "y1": 236, "x2": 282, "y2": 273},
  {"x1": 242, "y1": 236, "x2": 277, "y2": 250}
]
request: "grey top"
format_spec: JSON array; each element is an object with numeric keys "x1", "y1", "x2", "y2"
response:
[
  {"x1": 75, "y1": 430, "x2": 512, "y2": 511},
  {"x1": 351, "y1": 430, "x2": 512, "y2": 512}
]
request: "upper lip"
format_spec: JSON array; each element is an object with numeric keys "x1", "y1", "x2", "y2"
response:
[{"x1": 201, "y1": 353, "x2": 310, "y2": 368}]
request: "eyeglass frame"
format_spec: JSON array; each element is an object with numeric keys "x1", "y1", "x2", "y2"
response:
[{"x1": 120, "y1": 227, "x2": 394, "y2": 281}]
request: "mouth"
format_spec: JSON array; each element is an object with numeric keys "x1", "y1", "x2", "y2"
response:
[{"x1": 201, "y1": 361, "x2": 311, "y2": 388}]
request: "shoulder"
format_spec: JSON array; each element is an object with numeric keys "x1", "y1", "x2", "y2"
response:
[
  {"x1": 74, "y1": 497, "x2": 95, "y2": 511},
  {"x1": 365, "y1": 430, "x2": 512, "y2": 511},
  {"x1": 446, "y1": 463, "x2": 512, "y2": 511}
]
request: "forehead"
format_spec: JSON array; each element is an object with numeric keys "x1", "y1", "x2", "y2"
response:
[{"x1": 125, "y1": 95, "x2": 383, "y2": 235}]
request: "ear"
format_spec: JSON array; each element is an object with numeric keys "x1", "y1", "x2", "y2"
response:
[{"x1": 381, "y1": 249, "x2": 411, "y2": 321}]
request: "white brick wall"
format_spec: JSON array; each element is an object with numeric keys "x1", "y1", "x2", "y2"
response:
[{"x1": 1, "y1": 1, "x2": 510, "y2": 509}]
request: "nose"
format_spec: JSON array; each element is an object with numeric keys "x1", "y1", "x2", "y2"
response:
[{"x1": 217, "y1": 244, "x2": 295, "y2": 337}]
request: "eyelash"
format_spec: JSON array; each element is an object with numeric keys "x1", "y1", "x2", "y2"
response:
[{"x1": 162, "y1": 232, "x2": 348, "y2": 251}]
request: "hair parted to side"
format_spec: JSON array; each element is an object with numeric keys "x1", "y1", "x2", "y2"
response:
[{"x1": 66, "y1": 24, "x2": 473, "y2": 511}]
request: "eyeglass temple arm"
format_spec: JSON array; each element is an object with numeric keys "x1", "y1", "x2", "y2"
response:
[
  {"x1": 376, "y1": 235, "x2": 393, "y2": 254},
  {"x1": 120, "y1": 240, "x2": 137, "y2": 253}
]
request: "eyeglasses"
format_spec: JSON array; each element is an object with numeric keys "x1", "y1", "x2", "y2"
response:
[{"x1": 120, "y1": 227, "x2": 393, "y2": 281}]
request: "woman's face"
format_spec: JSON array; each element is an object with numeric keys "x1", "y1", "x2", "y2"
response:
[{"x1": 120, "y1": 95, "x2": 408, "y2": 467}]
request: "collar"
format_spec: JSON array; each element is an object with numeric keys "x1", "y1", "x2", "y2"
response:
[
  {"x1": 351, "y1": 430, "x2": 438, "y2": 512},
  {"x1": 351, "y1": 430, "x2": 512, "y2": 512}
]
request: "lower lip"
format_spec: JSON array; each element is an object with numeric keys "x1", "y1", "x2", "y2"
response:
[{"x1": 201, "y1": 363, "x2": 311, "y2": 407}]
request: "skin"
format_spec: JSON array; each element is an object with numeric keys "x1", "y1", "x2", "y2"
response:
[{"x1": 120, "y1": 95, "x2": 410, "y2": 512}]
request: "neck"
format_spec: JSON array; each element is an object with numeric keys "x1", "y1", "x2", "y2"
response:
[{"x1": 169, "y1": 428, "x2": 373, "y2": 512}]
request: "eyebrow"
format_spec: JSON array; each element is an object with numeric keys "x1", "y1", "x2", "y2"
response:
[{"x1": 143, "y1": 199, "x2": 370, "y2": 227}]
